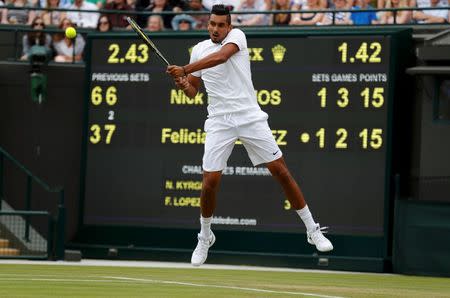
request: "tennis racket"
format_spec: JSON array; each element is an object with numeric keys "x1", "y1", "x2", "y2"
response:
[{"x1": 126, "y1": 17, "x2": 170, "y2": 66}]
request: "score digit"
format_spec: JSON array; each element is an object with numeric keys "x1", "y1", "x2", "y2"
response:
[
  {"x1": 89, "y1": 124, "x2": 117, "y2": 144},
  {"x1": 91, "y1": 86, "x2": 118, "y2": 106},
  {"x1": 338, "y1": 41, "x2": 382, "y2": 64},
  {"x1": 107, "y1": 43, "x2": 149, "y2": 64}
]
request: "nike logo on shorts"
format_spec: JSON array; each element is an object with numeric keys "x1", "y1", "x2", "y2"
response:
[{"x1": 272, "y1": 151, "x2": 279, "y2": 155}]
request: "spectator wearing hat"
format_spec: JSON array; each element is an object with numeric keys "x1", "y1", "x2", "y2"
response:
[{"x1": 171, "y1": 13, "x2": 196, "y2": 30}]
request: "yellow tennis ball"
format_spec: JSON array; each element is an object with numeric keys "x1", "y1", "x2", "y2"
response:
[{"x1": 65, "y1": 27, "x2": 76, "y2": 39}]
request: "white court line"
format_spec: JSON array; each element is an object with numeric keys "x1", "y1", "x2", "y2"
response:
[
  {"x1": 105, "y1": 275, "x2": 346, "y2": 298},
  {"x1": 0, "y1": 278, "x2": 133, "y2": 283},
  {"x1": 0, "y1": 275, "x2": 346, "y2": 298}
]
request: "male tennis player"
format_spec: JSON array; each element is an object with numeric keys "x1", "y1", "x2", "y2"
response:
[{"x1": 166, "y1": 4, "x2": 333, "y2": 267}]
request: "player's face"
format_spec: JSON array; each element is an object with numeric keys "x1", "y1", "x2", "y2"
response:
[{"x1": 208, "y1": 14, "x2": 231, "y2": 44}]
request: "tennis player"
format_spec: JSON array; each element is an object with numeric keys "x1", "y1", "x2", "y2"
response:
[{"x1": 166, "y1": 4, "x2": 333, "y2": 267}]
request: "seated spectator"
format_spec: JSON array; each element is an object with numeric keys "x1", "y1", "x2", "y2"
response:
[
  {"x1": 104, "y1": 0, "x2": 132, "y2": 28},
  {"x1": 320, "y1": 0, "x2": 352, "y2": 24},
  {"x1": 41, "y1": 0, "x2": 67, "y2": 26},
  {"x1": 38, "y1": 0, "x2": 71, "y2": 9},
  {"x1": 351, "y1": 0, "x2": 378, "y2": 24},
  {"x1": 232, "y1": 0, "x2": 269, "y2": 26},
  {"x1": 171, "y1": 13, "x2": 196, "y2": 30},
  {"x1": 53, "y1": 18, "x2": 85, "y2": 62},
  {"x1": 1, "y1": 0, "x2": 34, "y2": 24},
  {"x1": 67, "y1": 0, "x2": 99, "y2": 28},
  {"x1": 186, "y1": 0, "x2": 209, "y2": 29},
  {"x1": 291, "y1": 0, "x2": 327, "y2": 11},
  {"x1": 290, "y1": 0, "x2": 324, "y2": 25},
  {"x1": 136, "y1": 0, "x2": 180, "y2": 29},
  {"x1": 378, "y1": 0, "x2": 444, "y2": 9},
  {"x1": 202, "y1": 0, "x2": 241, "y2": 11},
  {"x1": 412, "y1": 0, "x2": 448, "y2": 23},
  {"x1": 272, "y1": 0, "x2": 295, "y2": 25},
  {"x1": 96, "y1": 14, "x2": 112, "y2": 31},
  {"x1": 146, "y1": 14, "x2": 165, "y2": 31},
  {"x1": 21, "y1": 16, "x2": 52, "y2": 60},
  {"x1": 126, "y1": 0, "x2": 136, "y2": 8},
  {"x1": 379, "y1": 0, "x2": 412, "y2": 24},
  {"x1": 85, "y1": 0, "x2": 105, "y2": 9}
]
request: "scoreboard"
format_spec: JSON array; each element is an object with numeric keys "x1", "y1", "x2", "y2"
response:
[{"x1": 80, "y1": 29, "x2": 410, "y2": 257}]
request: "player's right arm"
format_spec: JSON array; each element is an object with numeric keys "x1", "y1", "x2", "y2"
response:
[
  {"x1": 167, "y1": 43, "x2": 239, "y2": 78},
  {"x1": 175, "y1": 74, "x2": 201, "y2": 98}
]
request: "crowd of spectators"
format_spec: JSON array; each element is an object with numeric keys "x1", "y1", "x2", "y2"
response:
[
  {"x1": 0, "y1": 0, "x2": 448, "y2": 28},
  {"x1": 0, "y1": 0, "x2": 448, "y2": 62}
]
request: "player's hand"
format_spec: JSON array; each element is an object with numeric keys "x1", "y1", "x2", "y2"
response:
[
  {"x1": 166, "y1": 65, "x2": 185, "y2": 78},
  {"x1": 175, "y1": 76, "x2": 190, "y2": 90}
]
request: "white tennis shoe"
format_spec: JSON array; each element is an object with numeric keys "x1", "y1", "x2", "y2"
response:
[
  {"x1": 307, "y1": 224, "x2": 333, "y2": 252},
  {"x1": 191, "y1": 231, "x2": 216, "y2": 266}
]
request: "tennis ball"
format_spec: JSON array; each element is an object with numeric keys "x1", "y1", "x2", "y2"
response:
[{"x1": 65, "y1": 27, "x2": 77, "y2": 39}]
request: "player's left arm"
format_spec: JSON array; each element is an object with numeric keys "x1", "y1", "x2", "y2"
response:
[{"x1": 167, "y1": 43, "x2": 239, "y2": 78}]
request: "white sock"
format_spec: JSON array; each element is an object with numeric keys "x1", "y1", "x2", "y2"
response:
[
  {"x1": 296, "y1": 205, "x2": 317, "y2": 233},
  {"x1": 200, "y1": 216, "x2": 212, "y2": 238}
]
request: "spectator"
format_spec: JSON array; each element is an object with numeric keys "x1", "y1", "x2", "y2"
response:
[
  {"x1": 1, "y1": 0, "x2": 34, "y2": 24},
  {"x1": 272, "y1": 0, "x2": 295, "y2": 25},
  {"x1": 231, "y1": 0, "x2": 269, "y2": 26},
  {"x1": 0, "y1": 0, "x2": 3, "y2": 22},
  {"x1": 67, "y1": 0, "x2": 99, "y2": 28},
  {"x1": 136, "y1": 0, "x2": 179, "y2": 29},
  {"x1": 290, "y1": 0, "x2": 324, "y2": 25},
  {"x1": 201, "y1": 0, "x2": 241, "y2": 10},
  {"x1": 96, "y1": 14, "x2": 112, "y2": 31},
  {"x1": 53, "y1": 18, "x2": 85, "y2": 62},
  {"x1": 171, "y1": 13, "x2": 196, "y2": 30},
  {"x1": 350, "y1": 0, "x2": 378, "y2": 24},
  {"x1": 126, "y1": 0, "x2": 135, "y2": 8},
  {"x1": 412, "y1": 0, "x2": 448, "y2": 23},
  {"x1": 320, "y1": 0, "x2": 352, "y2": 24},
  {"x1": 186, "y1": 0, "x2": 209, "y2": 29},
  {"x1": 21, "y1": 16, "x2": 52, "y2": 60},
  {"x1": 291, "y1": 0, "x2": 327, "y2": 11},
  {"x1": 379, "y1": 0, "x2": 412, "y2": 24},
  {"x1": 104, "y1": 0, "x2": 132, "y2": 28},
  {"x1": 39, "y1": 0, "x2": 70, "y2": 9},
  {"x1": 41, "y1": 0, "x2": 67, "y2": 26},
  {"x1": 85, "y1": 0, "x2": 105, "y2": 9},
  {"x1": 146, "y1": 14, "x2": 165, "y2": 31},
  {"x1": 378, "y1": 0, "x2": 445, "y2": 8}
]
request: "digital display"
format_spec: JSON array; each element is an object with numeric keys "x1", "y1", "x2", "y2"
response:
[{"x1": 82, "y1": 32, "x2": 395, "y2": 237}]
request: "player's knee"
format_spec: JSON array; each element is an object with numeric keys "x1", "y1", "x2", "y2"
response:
[{"x1": 202, "y1": 175, "x2": 221, "y2": 193}]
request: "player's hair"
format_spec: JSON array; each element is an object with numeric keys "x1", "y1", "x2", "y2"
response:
[{"x1": 210, "y1": 4, "x2": 231, "y2": 24}]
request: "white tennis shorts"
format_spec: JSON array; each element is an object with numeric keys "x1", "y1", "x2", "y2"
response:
[{"x1": 202, "y1": 109, "x2": 283, "y2": 172}]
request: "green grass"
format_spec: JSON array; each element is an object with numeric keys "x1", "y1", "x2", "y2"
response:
[{"x1": 0, "y1": 264, "x2": 449, "y2": 297}]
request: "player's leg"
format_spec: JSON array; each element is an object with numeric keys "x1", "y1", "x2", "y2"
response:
[
  {"x1": 191, "y1": 115, "x2": 237, "y2": 266},
  {"x1": 239, "y1": 118, "x2": 333, "y2": 252},
  {"x1": 265, "y1": 157, "x2": 332, "y2": 252}
]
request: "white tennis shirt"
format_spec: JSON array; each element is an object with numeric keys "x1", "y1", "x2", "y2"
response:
[{"x1": 190, "y1": 28, "x2": 261, "y2": 117}]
